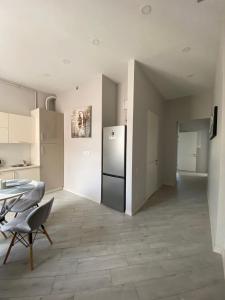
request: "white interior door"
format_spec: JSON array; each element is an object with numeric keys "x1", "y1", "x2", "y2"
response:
[
  {"x1": 146, "y1": 110, "x2": 159, "y2": 200},
  {"x1": 177, "y1": 132, "x2": 197, "y2": 172}
]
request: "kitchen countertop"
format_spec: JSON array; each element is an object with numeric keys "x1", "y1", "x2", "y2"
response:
[{"x1": 0, "y1": 165, "x2": 40, "y2": 172}]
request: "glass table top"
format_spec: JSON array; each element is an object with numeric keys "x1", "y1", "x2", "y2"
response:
[{"x1": 0, "y1": 180, "x2": 34, "y2": 201}]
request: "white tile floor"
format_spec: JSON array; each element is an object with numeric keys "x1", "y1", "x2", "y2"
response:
[{"x1": 0, "y1": 174, "x2": 224, "y2": 299}]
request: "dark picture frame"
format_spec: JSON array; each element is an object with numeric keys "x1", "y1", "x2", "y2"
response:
[{"x1": 209, "y1": 106, "x2": 218, "y2": 140}]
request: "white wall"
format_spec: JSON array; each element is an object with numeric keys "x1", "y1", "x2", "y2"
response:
[
  {"x1": 117, "y1": 79, "x2": 128, "y2": 125},
  {"x1": 0, "y1": 144, "x2": 31, "y2": 167},
  {"x1": 208, "y1": 31, "x2": 225, "y2": 255},
  {"x1": 126, "y1": 60, "x2": 164, "y2": 215},
  {"x1": 126, "y1": 61, "x2": 135, "y2": 216},
  {"x1": 56, "y1": 75, "x2": 102, "y2": 202},
  {"x1": 196, "y1": 128, "x2": 209, "y2": 173},
  {"x1": 0, "y1": 79, "x2": 50, "y2": 116},
  {"x1": 56, "y1": 74, "x2": 118, "y2": 203},
  {"x1": 0, "y1": 79, "x2": 51, "y2": 166},
  {"x1": 179, "y1": 119, "x2": 210, "y2": 173},
  {"x1": 102, "y1": 75, "x2": 117, "y2": 127},
  {"x1": 163, "y1": 92, "x2": 212, "y2": 185}
]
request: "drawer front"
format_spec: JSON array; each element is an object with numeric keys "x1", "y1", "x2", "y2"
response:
[
  {"x1": 15, "y1": 168, "x2": 40, "y2": 181},
  {"x1": 0, "y1": 171, "x2": 14, "y2": 180}
]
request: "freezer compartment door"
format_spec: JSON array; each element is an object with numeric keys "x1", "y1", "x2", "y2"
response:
[
  {"x1": 103, "y1": 126, "x2": 126, "y2": 177},
  {"x1": 102, "y1": 175, "x2": 125, "y2": 212}
]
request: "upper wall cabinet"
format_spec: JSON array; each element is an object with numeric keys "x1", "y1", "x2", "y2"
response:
[
  {"x1": 8, "y1": 114, "x2": 32, "y2": 144},
  {"x1": 0, "y1": 112, "x2": 9, "y2": 143},
  {"x1": 0, "y1": 112, "x2": 8, "y2": 127}
]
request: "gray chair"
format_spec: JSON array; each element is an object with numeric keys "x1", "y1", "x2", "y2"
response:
[
  {"x1": 0, "y1": 216, "x2": 7, "y2": 238},
  {"x1": 0, "y1": 197, "x2": 54, "y2": 270},
  {"x1": 0, "y1": 205, "x2": 8, "y2": 238},
  {"x1": 8, "y1": 181, "x2": 45, "y2": 214}
]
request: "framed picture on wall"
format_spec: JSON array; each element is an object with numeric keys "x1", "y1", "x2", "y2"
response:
[
  {"x1": 209, "y1": 106, "x2": 218, "y2": 140},
  {"x1": 71, "y1": 106, "x2": 92, "y2": 138}
]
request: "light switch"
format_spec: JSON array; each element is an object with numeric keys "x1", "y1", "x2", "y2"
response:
[{"x1": 83, "y1": 151, "x2": 90, "y2": 156}]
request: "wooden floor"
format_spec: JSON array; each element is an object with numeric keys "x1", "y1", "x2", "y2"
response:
[{"x1": 0, "y1": 174, "x2": 224, "y2": 300}]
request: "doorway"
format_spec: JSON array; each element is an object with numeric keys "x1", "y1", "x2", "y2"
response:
[
  {"x1": 177, "y1": 131, "x2": 198, "y2": 172},
  {"x1": 177, "y1": 118, "x2": 210, "y2": 176}
]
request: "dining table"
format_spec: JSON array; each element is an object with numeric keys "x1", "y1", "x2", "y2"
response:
[{"x1": 0, "y1": 179, "x2": 35, "y2": 216}]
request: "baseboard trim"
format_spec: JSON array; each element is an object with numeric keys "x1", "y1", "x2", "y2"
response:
[
  {"x1": 132, "y1": 198, "x2": 147, "y2": 216},
  {"x1": 63, "y1": 188, "x2": 101, "y2": 204},
  {"x1": 213, "y1": 245, "x2": 225, "y2": 279},
  {"x1": 132, "y1": 184, "x2": 163, "y2": 216},
  {"x1": 222, "y1": 250, "x2": 225, "y2": 279},
  {"x1": 46, "y1": 187, "x2": 63, "y2": 194},
  {"x1": 125, "y1": 209, "x2": 132, "y2": 216},
  {"x1": 213, "y1": 246, "x2": 223, "y2": 255}
]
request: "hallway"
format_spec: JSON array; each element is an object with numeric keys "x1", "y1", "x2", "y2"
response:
[{"x1": 0, "y1": 174, "x2": 224, "y2": 299}]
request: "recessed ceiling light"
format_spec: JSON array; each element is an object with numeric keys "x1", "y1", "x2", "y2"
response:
[
  {"x1": 43, "y1": 73, "x2": 50, "y2": 77},
  {"x1": 140, "y1": 4, "x2": 152, "y2": 15},
  {"x1": 62, "y1": 59, "x2": 71, "y2": 64},
  {"x1": 182, "y1": 47, "x2": 191, "y2": 53},
  {"x1": 92, "y1": 38, "x2": 100, "y2": 46}
]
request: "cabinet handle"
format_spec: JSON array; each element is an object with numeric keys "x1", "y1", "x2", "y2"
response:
[{"x1": 17, "y1": 141, "x2": 29, "y2": 144}]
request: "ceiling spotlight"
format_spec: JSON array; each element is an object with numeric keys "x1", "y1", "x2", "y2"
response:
[
  {"x1": 187, "y1": 74, "x2": 194, "y2": 78},
  {"x1": 62, "y1": 59, "x2": 71, "y2": 64},
  {"x1": 43, "y1": 73, "x2": 50, "y2": 77},
  {"x1": 182, "y1": 46, "x2": 191, "y2": 53},
  {"x1": 141, "y1": 4, "x2": 152, "y2": 15},
  {"x1": 92, "y1": 38, "x2": 100, "y2": 46}
]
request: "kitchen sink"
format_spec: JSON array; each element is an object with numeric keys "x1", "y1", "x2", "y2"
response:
[{"x1": 11, "y1": 164, "x2": 31, "y2": 167}]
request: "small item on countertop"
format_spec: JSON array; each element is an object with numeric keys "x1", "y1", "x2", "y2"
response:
[
  {"x1": 0, "y1": 159, "x2": 5, "y2": 167},
  {"x1": 0, "y1": 179, "x2": 7, "y2": 189},
  {"x1": 23, "y1": 160, "x2": 31, "y2": 166}
]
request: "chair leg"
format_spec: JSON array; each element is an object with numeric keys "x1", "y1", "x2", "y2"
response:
[
  {"x1": 1, "y1": 231, "x2": 7, "y2": 239},
  {"x1": 3, "y1": 232, "x2": 17, "y2": 264},
  {"x1": 28, "y1": 233, "x2": 34, "y2": 271},
  {"x1": 41, "y1": 225, "x2": 53, "y2": 245}
]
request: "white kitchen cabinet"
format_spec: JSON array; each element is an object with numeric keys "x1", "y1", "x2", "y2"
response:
[
  {"x1": 9, "y1": 114, "x2": 32, "y2": 144},
  {"x1": 0, "y1": 112, "x2": 8, "y2": 127},
  {"x1": 0, "y1": 128, "x2": 9, "y2": 143},
  {"x1": 0, "y1": 171, "x2": 14, "y2": 180},
  {"x1": 0, "y1": 112, "x2": 9, "y2": 143},
  {"x1": 14, "y1": 167, "x2": 40, "y2": 181}
]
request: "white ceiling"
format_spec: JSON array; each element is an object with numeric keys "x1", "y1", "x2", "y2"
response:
[{"x1": 0, "y1": 0, "x2": 224, "y2": 99}]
